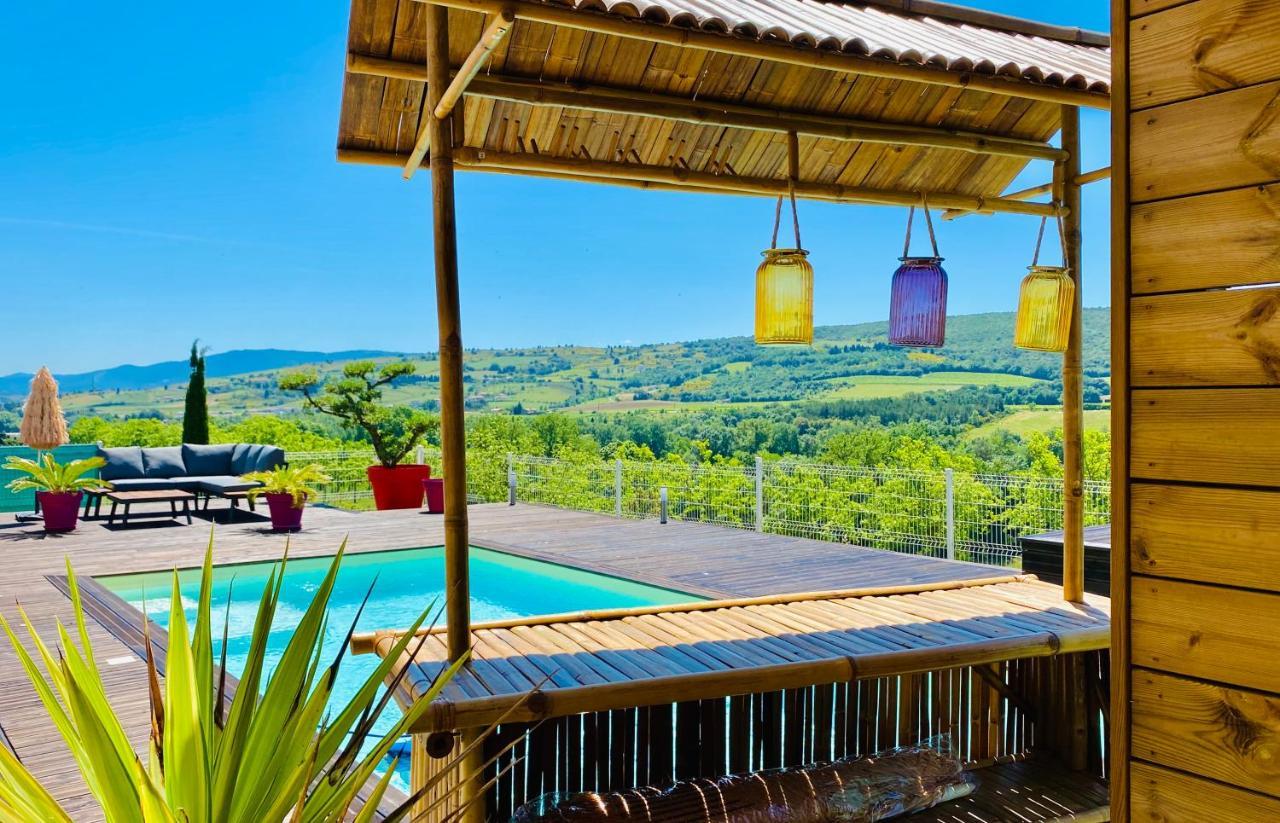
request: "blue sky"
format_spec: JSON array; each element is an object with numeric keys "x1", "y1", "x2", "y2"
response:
[{"x1": 0, "y1": 0, "x2": 1110, "y2": 374}]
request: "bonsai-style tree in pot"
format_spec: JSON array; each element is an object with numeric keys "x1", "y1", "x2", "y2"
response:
[
  {"x1": 280, "y1": 361, "x2": 439, "y2": 509},
  {"x1": 3, "y1": 454, "x2": 106, "y2": 532},
  {"x1": 243, "y1": 463, "x2": 330, "y2": 532}
]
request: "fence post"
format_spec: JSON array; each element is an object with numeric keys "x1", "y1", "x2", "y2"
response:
[
  {"x1": 754, "y1": 456, "x2": 764, "y2": 533},
  {"x1": 415, "y1": 444, "x2": 425, "y2": 465},
  {"x1": 507, "y1": 454, "x2": 517, "y2": 506},
  {"x1": 614, "y1": 459, "x2": 623, "y2": 518},
  {"x1": 944, "y1": 468, "x2": 956, "y2": 561},
  {"x1": 659, "y1": 486, "x2": 668, "y2": 524}
]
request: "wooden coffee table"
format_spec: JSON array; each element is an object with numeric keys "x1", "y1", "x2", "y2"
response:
[{"x1": 104, "y1": 489, "x2": 195, "y2": 526}]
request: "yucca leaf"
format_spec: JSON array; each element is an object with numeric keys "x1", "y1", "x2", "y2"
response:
[
  {"x1": 350, "y1": 757, "x2": 398, "y2": 823},
  {"x1": 163, "y1": 573, "x2": 210, "y2": 821},
  {"x1": 61, "y1": 658, "x2": 144, "y2": 823},
  {"x1": 0, "y1": 740, "x2": 74, "y2": 822},
  {"x1": 192, "y1": 537, "x2": 216, "y2": 757}
]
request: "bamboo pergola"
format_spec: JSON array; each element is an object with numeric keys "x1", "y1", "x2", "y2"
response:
[{"x1": 336, "y1": 0, "x2": 1111, "y2": 818}]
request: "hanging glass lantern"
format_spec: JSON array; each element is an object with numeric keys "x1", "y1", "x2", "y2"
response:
[
  {"x1": 1015, "y1": 265, "x2": 1075, "y2": 351},
  {"x1": 888, "y1": 201, "x2": 947, "y2": 347},
  {"x1": 1014, "y1": 215, "x2": 1074, "y2": 352},
  {"x1": 755, "y1": 190, "x2": 813, "y2": 345}
]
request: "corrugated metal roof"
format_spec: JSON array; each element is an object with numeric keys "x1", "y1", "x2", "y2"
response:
[{"x1": 557, "y1": 0, "x2": 1111, "y2": 92}]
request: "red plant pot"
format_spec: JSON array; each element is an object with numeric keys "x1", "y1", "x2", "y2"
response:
[
  {"x1": 38, "y1": 491, "x2": 83, "y2": 533},
  {"x1": 264, "y1": 492, "x2": 306, "y2": 532},
  {"x1": 422, "y1": 478, "x2": 445, "y2": 514},
  {"x1": 366, "y1": 464, "x2": 431, "y2": 510}
]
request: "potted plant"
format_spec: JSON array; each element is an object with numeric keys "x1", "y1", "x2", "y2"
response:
[
  {"x1": 3, "y1": 453, "x2": 106, "y2": 532},
  {"x1": 280, "y1": 361, "x2": 439, "y2": 510},
  {"x1": 243, "y1": 463, "x2": 330, "y2": 531}
]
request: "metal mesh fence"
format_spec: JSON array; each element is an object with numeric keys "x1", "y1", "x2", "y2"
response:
[{"x1": 283, "y1": 451, "x2": 1111, "y2": 568}]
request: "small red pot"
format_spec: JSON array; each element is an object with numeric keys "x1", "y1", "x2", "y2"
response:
[
  {"x1": 422, "y1": 478, "x2": 445, "y2": 514},
  {"x1": 38, "y1": 491, "x2": 83, "y2": 533},
  {"x1": 366, "y1": 464, "x2": 431, "y2": 510},
  {"x1": 265, "y1": 492, "x2": 306, "y2": 532}
]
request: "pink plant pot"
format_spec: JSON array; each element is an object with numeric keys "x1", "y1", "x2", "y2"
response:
[
  {"x1": 265, "y1": 492, "x2": 305, "y2": 532},
  {"x1": 422, "y1": 478, "x2": 445, "y2": 514},
  {"x1": 38, "y1": 491, "x2": 83, "y2": 533}
]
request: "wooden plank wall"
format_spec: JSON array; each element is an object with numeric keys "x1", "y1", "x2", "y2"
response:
[{"x1": 1118, "y1": 1, "x2": 1280, "y2": 819}]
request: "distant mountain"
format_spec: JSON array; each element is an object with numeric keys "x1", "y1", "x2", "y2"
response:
[{"x1": 0, "y1": 349, "x2": 405, "y2": 398}]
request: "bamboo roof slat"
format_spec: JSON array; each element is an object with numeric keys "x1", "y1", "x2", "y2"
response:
[
  {"x1": 338, "y1": 0, "x2": 1109, "y2": 202},
  {"x1": 359, "y1": 576, "x2": 1110, "y2": 733}
]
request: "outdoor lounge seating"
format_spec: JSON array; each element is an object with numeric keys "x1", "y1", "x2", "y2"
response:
[{"x1": 91, "y1": 443, "x2": 285, "y2": 520}]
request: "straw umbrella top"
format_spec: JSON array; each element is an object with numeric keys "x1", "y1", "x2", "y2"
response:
[{"x1": 19, "y1": 367, "x2": 69, "y2": 451}]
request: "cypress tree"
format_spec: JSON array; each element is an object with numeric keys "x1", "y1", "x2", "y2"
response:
[{"x1": 182, "y1": 340, "x2": 210, "y2": 444}]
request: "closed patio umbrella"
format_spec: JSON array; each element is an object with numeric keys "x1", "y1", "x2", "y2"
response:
[{"x1": 19, "y1": 367, "x2": 68, "y2": 451}]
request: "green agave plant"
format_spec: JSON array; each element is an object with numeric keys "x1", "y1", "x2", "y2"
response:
[
  {"x1": 0, "y1": 539, "x2": 524, "y2": 822},
  {"x1": 242, "y1": 463, "x2": 332, "y2": 508},
  {"x1": 3, "y1": 454, "x2": 106, "y2": 494}
]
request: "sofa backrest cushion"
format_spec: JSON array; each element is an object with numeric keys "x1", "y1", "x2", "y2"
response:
[
  {"x1": 231, "y1": 444, "x2": 286, "y2": 475},
  {"x1": 142, "y1": 446, "x2": 187, "y2": 479},
  {"x1": 182, "y1": 443, "x2": 235, "y2": 476},
  {"x1": 97, "y1": 446, "x2": 145, "y2": 481}
]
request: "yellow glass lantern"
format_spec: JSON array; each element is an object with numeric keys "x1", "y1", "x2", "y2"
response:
[
  {"x1": 1014, "y1": 214, "x2": 1074, "y2": 352},
  {"x1": 755, "y1": 248, "x2": 814, "y2": 345},
  {"x1": 1015, "y1": 265, "x2": 1075, "y2": 352},
  {"x1": 755, "y1": 190, "x2": 813, "y2": 345}
]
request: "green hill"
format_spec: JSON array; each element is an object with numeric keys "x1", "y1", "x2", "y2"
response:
[{"x1": 45, "y1": 308, "x2": 1109, "y2": 422}]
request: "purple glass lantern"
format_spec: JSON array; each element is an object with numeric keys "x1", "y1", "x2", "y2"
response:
[
  {"x1": 889, "y1": 201, "x2": 948, "y2": 347},
  {"x1": 888, "y1": 257, "x2": 948, "y2": 347}
]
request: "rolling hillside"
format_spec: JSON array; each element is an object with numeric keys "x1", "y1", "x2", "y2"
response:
[{"x1": 6, "y1": 309, "x2": 1110, "y2": 423}]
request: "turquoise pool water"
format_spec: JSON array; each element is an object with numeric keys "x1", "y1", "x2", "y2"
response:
[{"x1": 96, "y1": 546, "x2": 697, "y2": 791}]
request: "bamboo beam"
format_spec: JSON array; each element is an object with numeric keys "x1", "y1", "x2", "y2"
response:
[
  {"x1": 385, "y1": 629, "x2": 1110, "y2": 733},
  {"x1": 940, "y1": 166, "x2": 1110, "y2": 220},
  {"x1": 1059, "y1": 105, "x2": 1085, "y2": 606},
  {"x1": 411, "y1": 0, "x2": 1111, "y2": 110},
  {"x1": 432, "y1": 10, "x2": 514, "y2": 120},
  {"x1": 338, "y1": 147, "x2": 1064, "y2": 217},
  {"x1": 346, "y1": 53, "x2": 1067, "y2": 162}
]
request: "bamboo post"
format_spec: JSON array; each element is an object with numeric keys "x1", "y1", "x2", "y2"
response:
[
  {"x1": 425, "y1": 4, "x2": 482, "y2": 821},
  {"x1": 1059, "y1": 105, "x2": 1085, "y2": 604}
]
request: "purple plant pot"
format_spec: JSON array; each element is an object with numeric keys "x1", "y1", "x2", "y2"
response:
[
  {"x1": 38, "y1": 491, "x2": 83, "y2": 533},
  {"x1": 265, "y1": 492, "x2": 305, "y2": 532}
]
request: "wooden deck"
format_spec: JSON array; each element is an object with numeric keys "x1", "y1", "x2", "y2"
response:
[{"x1": 0, "y1": 501, "x2": 1093, "y2": 818}]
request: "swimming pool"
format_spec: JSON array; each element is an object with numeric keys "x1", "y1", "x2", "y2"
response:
[{"x1": 96, "y1": 545, "x2": 698, "y2": 791}]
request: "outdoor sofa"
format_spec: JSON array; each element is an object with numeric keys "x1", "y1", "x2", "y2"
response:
[{"x1": 90, "y1": 443, "x2": 285, "y2": 520}]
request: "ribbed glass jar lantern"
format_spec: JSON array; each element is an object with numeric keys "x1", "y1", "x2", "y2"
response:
[
  {"x1": 888, "y1": 257, "x2": 948, "y2": 347},
  {"x1": 1014, "y1": 265, "x2": 1075, "y2": 352},
  {"x1": 755, "y1": 248, "x2": 814, "y2": 345}
]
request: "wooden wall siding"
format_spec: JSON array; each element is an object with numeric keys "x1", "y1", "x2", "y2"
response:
[
  {"x1": 1131, "y1": 483, "x2": 1280, "y2": 593},
  {"x1": 1130, "y1": 286, "x2": 1280, "y2": 385},
  {"x1": 1129, "y1": 388, "x2": 1280, "y2": 486},
  {"x1": 1131, "y1": 578, "x2": 1280, "y2": 694},
  {"x1": 1130, "y1": 80, "x2": 1280, "y2": 202},
  {"x1": 1130, "y1": 0, "x2": 1280, "y2": 110},
  {"x1": 1129, "y1": 0, "x2": 1191, "y2": 17},
  {"x1": 1131, "y1": 670, "x2": 1280, "y2": 797},
  {"x1": 1130, "y1": 183, "x2": 1280, "y2": 294},
  {"x1": 1131, "y1": 762, "x2": 1280, "y2": 820}
]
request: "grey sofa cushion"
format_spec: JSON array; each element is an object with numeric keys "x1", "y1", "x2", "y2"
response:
[
  {"x1": 182, "y1": 443, "x2": 235, "y2": 476},
  {"x1": 98, "y1": 446, "x2": 145, "y2": 481},
  {"x1": 142, "y1": 446, "x2": 187, "y2": 478},
  {"x1": 107, "y1": 477, "x2": 194, "y2": 492},
  {"x1": 231, "y1": 444, "x2": 285, "y2": 475},
  {"x1": 194, "y1": 476, "x2": 260, "y2": 495}
]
